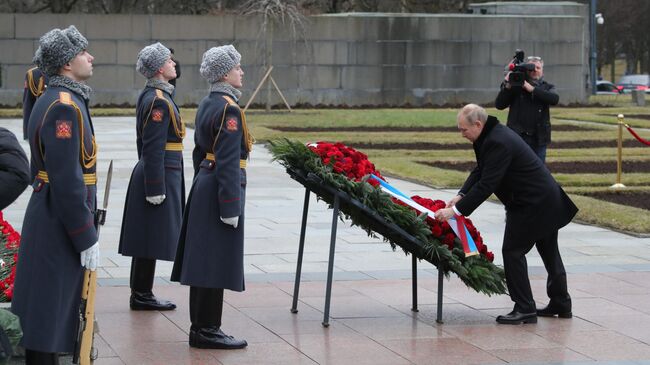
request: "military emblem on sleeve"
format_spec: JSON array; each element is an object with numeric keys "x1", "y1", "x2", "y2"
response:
[
  {"x1": 55, "y1": 120, "x2": 72, "y2": 139},
  {"x1": 152, "y1": 109, "x2": 163, "y2": 122},
  {"x1": 226, "y1": 118, "x2": 238, "y2": 132}
]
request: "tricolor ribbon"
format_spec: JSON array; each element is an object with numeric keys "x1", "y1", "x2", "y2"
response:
[{"x1": 370, "y1": 174, "x2": 479, "y2": 257}]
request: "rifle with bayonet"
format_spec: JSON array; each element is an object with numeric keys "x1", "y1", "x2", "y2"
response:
[{"x1": 73, "y1": 160, "x2": 113, "y2": 365}]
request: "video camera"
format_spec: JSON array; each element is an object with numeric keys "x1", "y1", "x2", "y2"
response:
[{"x1": 507, "y1": 49, "x2": 536, "y2": 88}]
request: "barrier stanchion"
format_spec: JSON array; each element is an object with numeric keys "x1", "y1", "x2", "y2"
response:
[{"x1": 610, "y1": 114, "x2": 626, "y2": 189}]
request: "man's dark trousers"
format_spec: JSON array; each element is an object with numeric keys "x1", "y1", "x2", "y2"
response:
[{"x1": 503, "y1": 228, "x2": 570, "y2": 313}]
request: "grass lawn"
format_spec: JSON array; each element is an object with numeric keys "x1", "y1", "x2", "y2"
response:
[
  {"x1": 238, "y1": 107, "x2": 650, "y2": 235},
  {"x1": 3, "y1": 99, "x2": 649, "y2": 234}
]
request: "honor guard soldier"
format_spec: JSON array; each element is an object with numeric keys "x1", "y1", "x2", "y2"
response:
[
  {"x1": 171, "y1": 45, "x2": 252, "y2": 349},
  {"x1": 118, "y1": 43, "x2": 185, "y2": 311},
  {"x1": 22, "y1": 67, "x2": 47, "y2": 140},
  {"x1": 11, "y1": 25, "x2": 99, "y2": 365}
]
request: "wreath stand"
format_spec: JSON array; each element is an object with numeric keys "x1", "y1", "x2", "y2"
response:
[{"x1": 286, "y1": 168, "x2": 446, "y2": 327}]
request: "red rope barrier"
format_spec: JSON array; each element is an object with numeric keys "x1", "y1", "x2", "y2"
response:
[{"x1": 625, "y1": 124, "x2": 650, "y2": 146}]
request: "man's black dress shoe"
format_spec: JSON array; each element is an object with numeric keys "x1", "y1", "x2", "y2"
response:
[
  {"x1": 496, "y1": 311, "x2": 537, "y2": 324},
  {"x1": 189, "y1": 326, "x2": 248, "y2": 349},
  {"x1": 130, "y1": 291, "x2": 176, "y2": 311},
  {"x1": 537, "y1": 304, "x2": 572, "y2": 318}
]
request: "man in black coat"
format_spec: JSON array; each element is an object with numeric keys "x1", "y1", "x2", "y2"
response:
[
  {"x1": 435, "y1": 104, "x2": 578, "y2": 325},
  {"x1": 0, "y1": 127, "x2": 30, "y2": 210},
  {"x1": 495, "y1": 56, "x2": 559, "y2": 162}
]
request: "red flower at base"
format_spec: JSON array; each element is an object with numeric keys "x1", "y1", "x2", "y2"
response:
[
  {"x1": 0, "y1": 211, "x2": 21, "y2": 301},
  {"x1": 307, "y1": 142, "x2": 494, "y2": 262}
]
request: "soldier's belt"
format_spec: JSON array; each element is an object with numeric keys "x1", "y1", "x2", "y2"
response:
[
  {"x1": 204, "y1": 153, "x2": 247, "y2": 168},
  {"x1": 37, "y1": 170, "x2": 97, "y2": 185},
  {"x1": 165, "y1": 142, "x2": 183, "y2": 151}
]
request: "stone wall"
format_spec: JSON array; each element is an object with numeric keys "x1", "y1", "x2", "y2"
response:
[{"x1": 0, "y1": 8, "x2": 587, "y2": 107}]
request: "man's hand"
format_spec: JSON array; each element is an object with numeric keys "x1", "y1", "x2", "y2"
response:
[
  {"x1": 80, "y1": 242, "x2": 99, "y2": 271},
  {"x1": 146, "y1": 194, "x2": 166, "y2": 205},
  {"x1": 221, "y1": 216, "x2": 239, "y2": 228},
  {"x1": 503, "y1": 72, "x2": 512, "y2": 89},
  {"x1": 523, "y1": 80, "x2": 535, "y2": 93},
  {"x1": 434, "y1": 207, "x2": 455, "y2": 222},
  {"x1": 446, "y1": 194, "x2": 463, "y2": 208}
]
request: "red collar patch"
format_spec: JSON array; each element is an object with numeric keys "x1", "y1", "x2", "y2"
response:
[
  {"x1": 56, "y1": 120, "x2": 72, "y2": 139},
  {"x1": 226, "y1": 118, "x2": 238, "y2": 132}
]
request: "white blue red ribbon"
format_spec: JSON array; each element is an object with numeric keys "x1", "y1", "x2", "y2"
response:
[{"x1": 370, "y1": 174, "x2": 479, "y2": 257}]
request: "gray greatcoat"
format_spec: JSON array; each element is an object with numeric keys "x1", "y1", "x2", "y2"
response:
[
  {"x1": 171, "y1": 92, "x2": 251, "y2": 291},
  {"x1": 12, "y1": 85, "x2": 97, "y2": 352},
  {"x1": 118, "y1": 86, "x2": 185, "y2": 261}
]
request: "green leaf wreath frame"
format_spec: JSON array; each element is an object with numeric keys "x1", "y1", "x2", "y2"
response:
[{"x1": 269, "y1": 138, "x2": 507, "y2": 296}]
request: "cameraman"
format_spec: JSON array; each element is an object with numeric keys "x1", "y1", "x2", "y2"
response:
[{"x1": 495, "y1": 56, "x2": 559, "y2": 162}]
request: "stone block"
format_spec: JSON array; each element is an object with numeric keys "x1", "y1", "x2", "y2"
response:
[
  {"x1": 407, "y1": 41, "x2": 490, "y2": 66},
  {"x1": 234, "y1": 14, "x2": 266, "y2": 41},
  {"x1": 307, "y1": 16, "x2": 352, "y2": 41},
  {"x1": 153, "y1": 15, "x2": 235, "y2": 40},
  {"x1": 174, "y1": 65, "x2": 203, "y2": 94},
  {"x1": 490, "y1": 41, "x2": 536, "y2": 67},
  {"x1": 381, "y1": 65, "x2": 406, "y2": 90},
  {"x1": 342, "y1": 88, "x2": 383, "y2": 106},
  {"x1": 436, "y1": 16, "x2": 472, "y2": 41},
  {"x1": 116, "y1": 40, "x2": 150, "y2": 65},
  {"x1": 0, "y1": 90, "x2": 22, "y2": 107},
  {"x1": 348, "y1": 42, "x2": 381, "y2": 65},
  {"x1": 311, "y1": 41, "x2": 338, "y2": 65},
  {"x1": 3, "y1": 65, "x2": 29, "y2": 90},
  {"x1": 471, "y1": 16, "x2": 519, "y2": 42},
  {"x1": 298, "y1": 66, "x2": 341, "y2": 89},
  {"x1": 267, "y1": 41, "x2": 299, "y2": 66},
  {"x1": 267, "y1": 65, "x2": 299, "y2": 90},
  {"x1": 519, "y1": 17, "x2": 550, "y2": 42},
  {"x1": 15, "y1": 14, "x2": 87, "y2": 39},
  {"x1": 90, "y1": 40, "x2": 117, "y2": 65},
  {"x1": 378, "y1": 16, "x2": 421, "y2": 41},
  {"x1": 87, "y1": 65, "x2": 135, "y2": 90},
  {"x1": 545, "y1": 65, "x2": 585, "y2": 93},
  {"x1": 163, "y1": 40, "x2": 203, "y2": 66},
  {"x1": 0, "y1": 40, "x2": 36, "y2": 64},
  {"x1": 84, "y1": 15, "x2": 146, "y2": 40},
  {"x1": 342, "y1": 66, "x2": 382, "y2": 89},
  {"x1": 0, "y1": 14, "x2": 14, "y2": 38},
  {"x1": 532, "y1": 41, "x2": 583, "y2": 65},
  {"x1": 548, "y1": 17, "x2": 584, "y2": 42},
  {"x1": 234, "y1": 41, "x2": 265, "y2": 67}
]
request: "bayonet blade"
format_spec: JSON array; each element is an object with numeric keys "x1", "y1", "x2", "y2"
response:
[{"x1": 102, "y1": 160, "x2": 113, "y2": 210}]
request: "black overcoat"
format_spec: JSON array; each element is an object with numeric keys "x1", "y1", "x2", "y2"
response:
[
  {"x1": 22, "y1": 67, "x2": 47, "y2": 140},
  {"x1": 12, "y1": 85, "x2": 98, "y2": 352},
  {"x1": 494, "y1": 79, "x2": 559, "y2": 146},
  {"x1": 118, "y1": 87, "x2": 185, "y2": 261},
  {"x1": 171, "y1": 92, "x2": 251, "y2": 291},
  {"x1": 0, "y1": 127, "x2": 30, "y2": 210},
  {"x1": 455, "y1": 116, "x2": 577, "y2": 241}
]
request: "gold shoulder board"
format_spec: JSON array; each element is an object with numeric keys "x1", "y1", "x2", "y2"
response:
[
  {"x1": 59, "y1": 92, "x2": 73, "y2": 105},
  {"x1": 222, "y1": 95, "x2": 239, "y2": 107}
]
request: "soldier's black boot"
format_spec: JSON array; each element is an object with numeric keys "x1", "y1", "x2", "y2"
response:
[
  {"x1": 189, "y1": 287, "x2": 247, "y2": 349},
  {"x1": 25, "y1": 349, "x2": 59, "y2": 365},
  {"x1": 129, "y1": 257, "x2": 176, "y2": 310}
]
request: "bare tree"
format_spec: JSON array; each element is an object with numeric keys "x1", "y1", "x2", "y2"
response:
[{"x1": 239, "y1": 0, "x2": 308, "y2": 111}]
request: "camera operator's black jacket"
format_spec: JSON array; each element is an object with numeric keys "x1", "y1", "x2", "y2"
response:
[{"x1": 495, "y1": 78, "x2": 559, "y2": 146}]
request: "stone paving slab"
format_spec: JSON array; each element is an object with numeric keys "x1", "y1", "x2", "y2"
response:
[{"x1": 2, "y1": 117, "x2": 650, "y2": 364}]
